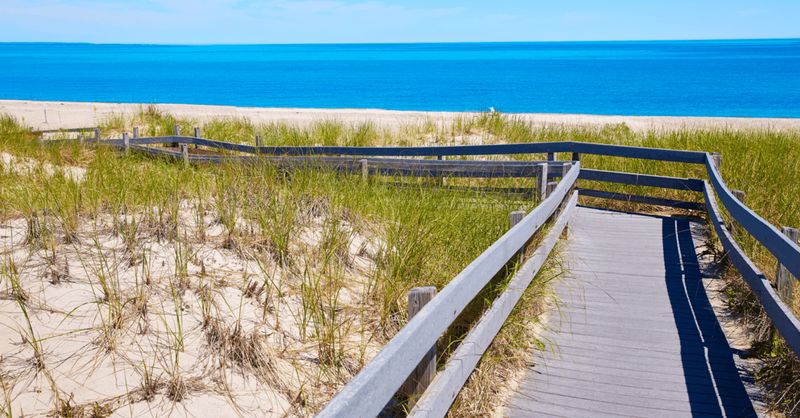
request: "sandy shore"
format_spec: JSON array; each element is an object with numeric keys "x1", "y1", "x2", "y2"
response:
[{"x1": 2, "y1": 99, "x2": 799, "y2": 133}]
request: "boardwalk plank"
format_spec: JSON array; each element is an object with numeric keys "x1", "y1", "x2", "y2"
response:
[{"x1": 505, "y1": 207, "x2": 757, "y2": 418}]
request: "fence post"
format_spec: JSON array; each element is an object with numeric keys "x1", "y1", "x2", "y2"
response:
[
  {"x1": 401, "y1": 286, "x2": 437, "y2": 407},
  {"x1": 731, "y1": 189, "x2": 745, "y2": 235},
  {"x1": 509, "y1": 210, "x2": 525, "y2": 228},
  {"x1": 571, "y1": 152, "x2": 580, "y2": 162},
  {"x1": 711, "y1": 152, "x2": 722, "y2": 169},
  {"x1": 179, "y1": 143, "x2": 189, "y2": 166},
  {"x1": 438, "y1": 155, "x2": 446, "y2": 186},
  {"x1": 538, "y1": 163, "x2": 548, "y2": 202},
  {"x1": 359, "y1": 159, "x2": 369, "y2": 182},
  {"x1": 546, "y1": 181, "x2": 558, "y2": 198},
  {"x1": 255, "y1": 135, "x2": 262, "y2": 148},
  {"x1": 777, "y1": 227, "x2": 799, "y2": 305},
  {"x1": 547, "y1": 152, "x2": 555, "y2": 162},
  {"x1": 123, "y1": 132, "x2": 130, "y2": 154},
  {"x1": 170, "y1": 125, "x2": 180, "y2": 148},
  {"x1": 133, "y1": 126, "x2": 139, "y2": 139},
  {"x1": 94, "y1": 127, "x2": 100, "y2": 142},
  {"x1": 509, "y1": 210, "x2": 526, "y2": 262}
]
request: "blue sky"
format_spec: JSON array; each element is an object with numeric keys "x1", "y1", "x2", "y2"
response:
[{"x1": 2, "y1": 0, "x2": 799, "y2": 44}]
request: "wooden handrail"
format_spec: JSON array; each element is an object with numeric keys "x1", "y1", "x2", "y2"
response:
[{"x1": 316, "y1": 163, "x2": 580, "y2": 418}]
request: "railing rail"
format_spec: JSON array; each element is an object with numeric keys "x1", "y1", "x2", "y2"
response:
[{"x1": 317, "y1": 163, "x2": 580, "y2": 417}]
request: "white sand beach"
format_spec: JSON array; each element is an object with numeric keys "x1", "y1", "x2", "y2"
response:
[{"x1": 2, "y1": 99, "x2": 799, "y2": 132}]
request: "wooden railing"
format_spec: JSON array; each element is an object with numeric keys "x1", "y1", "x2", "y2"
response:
[{"x1": 90, "y1": 131, "x2": 800, "y2": 417}]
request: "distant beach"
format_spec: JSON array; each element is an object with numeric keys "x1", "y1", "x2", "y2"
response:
[{"x1": 2, "y1": 100, "x2": 800, "y2": 133}]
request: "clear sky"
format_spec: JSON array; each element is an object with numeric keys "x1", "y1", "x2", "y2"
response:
[{"x1": 2, "y1": 0, "x2": 799, "y2": 44}]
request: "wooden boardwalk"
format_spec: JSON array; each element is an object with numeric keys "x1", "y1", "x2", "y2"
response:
[{"x1": 506, "y1": 207, "x2": 758, "y2": 418}]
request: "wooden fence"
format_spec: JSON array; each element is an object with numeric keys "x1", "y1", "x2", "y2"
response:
[{"x1": 90, "y1": 131, "x2": 800, "y2": 417}]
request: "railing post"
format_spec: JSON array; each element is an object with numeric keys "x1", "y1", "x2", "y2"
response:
[
  {"x1": 509, "y1": 210, "x2": 526, "y2": 262},
  {"x1": 94, "y1": 127, "x2": 100, "y2": 142},
  {"x1": 123, "y1": 132, "x2": 130, "y2": 154},
  {"x1": 401, "y1": 286, "x2": 437, "y2": 407},
  {"x1": 509, "y1": 210, "x2": 525, "y2": 228},
  {"x1": 193, "y1": 126, "x2": 200, "y2": 149},
  {"x1": 777, "y1": 227, "x2": 799, "y2": 305},
  {"x1": 438, "y1": 155, "x2": 446, "y2": 186},
  {"x1": 547, "y1": 152, "x2": 555, "y2": 162},
  {"x1": 171, "y1": 124, "x2": 180, "y2": 148},
  {"x1": 571, "y1": 152, "x2": 580, "y2": 162},
  {"x1": 546, "y1": 181, "x2": 558, "y2": 198},
  {"x1": 179, "y1": 143, "x2": 189, "y2": 166},
  {"x1": 711, "y1": 152, "x2": 722, "y2": 169},
  {"x1": 133, "y1": 126, "x2": 139, "y2": 139},
  {"x1": 255, "y1": 134, "x2": 262, "y2": 148},
  {"x1": 538, "y1": 163, "x2": 548, "y2": 202},
  {"x1": 731, "y1": 189, "x2": 745, "y2": 235},
  {"x1": 359, "y1": 159, "x2": 369, "y2": 182}
]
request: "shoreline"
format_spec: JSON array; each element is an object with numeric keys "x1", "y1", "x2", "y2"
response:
[{"x1": 2, "y1": 99, "x2": 800, "y2": 133}]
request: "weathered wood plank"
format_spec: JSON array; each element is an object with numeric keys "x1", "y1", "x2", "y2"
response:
[
  {"x1": 579, "y1": 168, "x2": 705, "y2": 192},
  {"x1": 506, "y1": 207, "x2": 757, "y2": 418},
  {"x1": 120, "y1": 136, "x2": 709, "y2": 163},
  {"x1": 578, "y1": 188, "x2": 705, "y2": 210}
]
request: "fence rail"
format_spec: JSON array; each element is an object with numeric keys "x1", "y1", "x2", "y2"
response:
[{"x1": 85, "y1": 131, "x2": 800, "y2": 417}]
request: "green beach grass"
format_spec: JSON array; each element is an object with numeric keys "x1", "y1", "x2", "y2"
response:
[{"x1": 1, "y1": 108, "x2": 799, "y2": 416}]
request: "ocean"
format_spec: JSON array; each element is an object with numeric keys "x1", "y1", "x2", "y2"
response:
[{"x1": 1, "y1": 39, "x2": 798, "y2": 117}]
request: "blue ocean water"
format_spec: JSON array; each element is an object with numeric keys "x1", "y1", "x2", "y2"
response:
[{"x1": 1, "y1": 40, "x2": 799, "y2": 117}]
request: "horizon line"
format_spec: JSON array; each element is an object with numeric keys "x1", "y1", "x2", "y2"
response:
[{"x1": 1, "y1": 37, "x2": 799, "y2": 47}]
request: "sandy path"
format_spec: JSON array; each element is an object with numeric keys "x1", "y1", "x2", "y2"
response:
[{"x1": 2, "y1": 100, "x2": 799, "y2": 133}]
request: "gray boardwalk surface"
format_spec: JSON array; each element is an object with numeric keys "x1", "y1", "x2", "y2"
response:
[{"x1": 506, "y1": 207, "x2": 757, "y2": 418}]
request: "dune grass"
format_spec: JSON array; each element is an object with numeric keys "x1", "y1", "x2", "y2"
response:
[{"x1": 1, "y1": 108, "x2": 799, "y2": 416}]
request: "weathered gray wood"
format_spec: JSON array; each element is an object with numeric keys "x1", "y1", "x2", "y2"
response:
[
  {"x1": 507, "y1": 206, "x2": 758, "y2": 418},
  {"x1": 509, "y1": 210, "x2": 525, "y2": 228},
  {"x1": 705, "y1": 154, "x2": 800, "y2": 282},
  {"x1": 703, "y1": 180, "x2": 800, "y2": 357},
  {"x1": 560, "y1": 161, "x2": 572, "y2": 178},
  {"x1": 193, "y1": 126, "x2": 200, "y2": 138},
  {"x1": 731, "y1": 189, "x2": 745, "y2": 235},
  {"x1": 129, "y1": 136, "x2": 709, "y2": 163},
  {"x1": 410, "y1": 192, "x2": 578, "y2": 418},
  {"x1": 359, "y1": 158, "x2": 368, "y2": 181},
  {"x1": 579, "y1": 168, "x2": 706, "y2": 192},
  {"x1": 173, "y1": 125, "x2": 181, "y2": 136},
  {"x1": 538, "y1": 163, "x2": 548, "y2": 202},
  {"x1": 547, "y1": 152, "x2": 555, "y2": 161},
  {"x1": 179, "y1": 143, "x2": 189, "y2": 166},
  {"x1": 133, "y1": 126, "x2": 139, "y2": 138},
  {"x1": 777, "y1": 227, "x2": 799, "y2": 305},
  {"x1": 545, "y1": 181, "x2": 558, "y2": 197},
  {"x1": 94, "y1": 127, "x2": 100, "y2": 141},
  {"x1": 255, "y1": 135, "x2": 262, "y2": 147},
  {"x1": 122, "y1": 132, "x2": 130, "y2": 154},
  {"x1": 578, "y1": 188, "x2": 704, "y2": 211},
  {"x1": 402, "y1": 287, "x2": 438, "y2": 407},
  {"x1": 711, "y1": 152, "x2": 722, "y2": 169},
  {"x1": 572, "y1": 152, "x2": 580, "y2": 161},
  {"x1": 316, "y1": 162, "x2": 580, "y2": 418}
]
